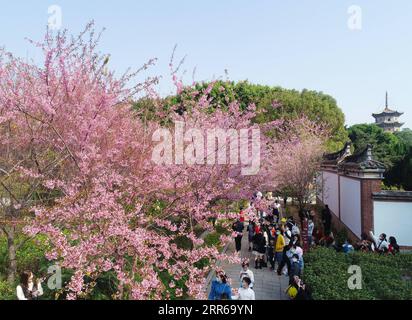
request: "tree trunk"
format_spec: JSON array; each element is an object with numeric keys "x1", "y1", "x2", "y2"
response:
[{"x1": 6, "y1": 226, "x2": 17, "y2": 285}]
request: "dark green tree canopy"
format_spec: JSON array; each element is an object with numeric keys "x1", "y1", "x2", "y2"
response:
[
  {"x1": 137, "y1": 81, "x2": 348, "y2": 151},
  {"x1": 391, "y1": 129, "x2": 412, "y2": 190},
  {"x1": 348, "y1": 124, "x2": 412, "y2": 190},
  {"x1": 347, "y1": 124, "x2": 405, "y2": 169}
]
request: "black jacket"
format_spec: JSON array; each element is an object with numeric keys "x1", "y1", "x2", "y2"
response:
[
  {"x1": 232, "y1": 221, "x2": 244, "y2": 234},
  {"x1": 253, "y1": 233, "x2": 266, "y2": 254},
  {"x1": 322, "y1": 208, "x2": 332, "y2": 224}
]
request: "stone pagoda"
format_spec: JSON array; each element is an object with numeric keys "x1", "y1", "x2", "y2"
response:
[{"x1": 372, "y1": 92, "x2": 404, "y2": 133}]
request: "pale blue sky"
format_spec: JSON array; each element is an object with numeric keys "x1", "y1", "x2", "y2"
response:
[{"x1": 1, "y1": 0, "x2": 411, "y2": 128}]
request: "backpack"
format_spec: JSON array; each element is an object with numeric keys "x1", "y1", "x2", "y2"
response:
[{"x1": 286, "y1": 285, "x2": 298, "y2": 299}]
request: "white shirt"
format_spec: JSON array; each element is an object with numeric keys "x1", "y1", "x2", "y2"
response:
[
  {"x1": 236, "y1": 287, "x2": 255, "y2": 300},
  {"x1": 292, "y1": 225, "x2": 300, "y2": 236},
  {"x1": 16, "y1": 281, "x2": 43, "y2": 300},
  {"x1": 284, "y1": 229, "x2": 292, "y2": 246},
  {"x1": 308, "y1": 222, "x2": 314, "y2": 235},
  {"x1": 263, "y1": 231, "x2": 269, "y2": 245},
  {"x1": 240, "y1": 269, "x2": 255, "y2": 286},
  {"x1": 369, "y1": 231, "x2": 389, "y2": 251}
]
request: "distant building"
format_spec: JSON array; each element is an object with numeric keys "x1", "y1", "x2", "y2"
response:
[{"x1": 372, "y1": 92, "x2": 404, "y2": 133}]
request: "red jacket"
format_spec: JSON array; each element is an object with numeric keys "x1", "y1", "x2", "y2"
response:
[{"x1": 239, "y1": 211, "x2": 245, "y2": 223}]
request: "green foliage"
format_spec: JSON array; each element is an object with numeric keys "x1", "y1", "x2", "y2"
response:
[
  {"x1": 381, "y1": 182, "x2": 404, "y2": 191},
  {"x1": 389, "y1": 129, "x2": 412, "y2": 191},
  {"x1": 16, "y1": 236, "x2": 50, "y2": 276},
  {"x1": 215, "y1": 224, "x2": 230, "y2": 236},
  {"x1": 0, "y1": 280, "x2": 15, "y2": 300},
  {"x1": 203, "y1": 220, "x2": 231, "y2": 248},
  {"x1": 203, "y1": 232, "x2": 221, "y2": 248},
  {"x1": 158, "y1": 270, "x2": 188, "y2": 300},
  {"x1": 348, "y1": 124, "x2": 404, "y2": 168},
  {"x1": 348, "y1": 125, "x2": 412, "y2": 190},
  {"x1": 174, "y1": 235, "x2": 193, "y2": 250},
  {"x1": 87, "y1": 271, "x2": 119, "y2": 300},
  {"x1": 396, "y1": 129, "x2": 412, "y2": 149},
  {"x1": 0, "y1": 234, "x2": 56, "y2": 300},
  {"x1": 0, "y1": 234, "x2": 50, "y2": 279},
  {"x1": 0, "y1": 236, "x2": 8, "y2": 277},
  {"x1": 304, "y1": 247, "x2": 412, "y2": 300},
  {"x1": 133, "y1": 81, "x2": 348, "y2": 152},
  {"x1": 334, "y1": 229, "x2": 349, "y2": 247}
]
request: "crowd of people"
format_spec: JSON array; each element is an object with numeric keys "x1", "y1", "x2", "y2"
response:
[
  {"x1": 14, "y1": 190, "x2": 401, "y2": 301},
  {"x1": 313, "y1": 205, "x2": 400, "y2": 255},
  {"x1": 209, "y1": 191, "x2": 313, "y2": 300},
  {"x1": 209, "y1": 191, "x2": 402, "y2": 301}
]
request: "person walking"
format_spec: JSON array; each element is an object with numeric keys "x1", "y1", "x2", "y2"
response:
[
  {"x1": 266, "y1": 225, "x2": 276, "y2": 270},
  {"x1": 239, "y1": 207, "x2": 246, "y2": 223},
  {"x1": 283, "y1": 196, "x2": 288, "y2": 208},
  {"x1": 274, "y1": 229, "x2": 285, "y2": 271},
  {"x1": 277, "y1": 243, "x2": 292, "y2": 276},
  {"x1": 252, "y1": 230, "x2": 266, "y2": 269},
  {"x1": 321, "y1": 205, "x2": 332, "y2": 235},
  {"x1": 232, "y1": 218, "x2": 244, "y2": 252},
  {"x1": 273, "y1": 200, "x2": 281, "y2": 224},
  {"x1": 247, "y1": 221, "x2": 255, "y2": 252},
  {"x1": 283, "y1": 224, "x2": 292, "y2": 246}
]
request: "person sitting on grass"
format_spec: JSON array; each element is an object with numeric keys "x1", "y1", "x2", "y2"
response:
[
  {"x1": 388, "y1": 236, "x2": 400, "y2": 255},
  {"x1": 369, "y1": 231, "x2": 389, "y2": 254},
  {"x1": 342, "y1": 240, "x2": 355, "y2": 254},
  {"x1": 356, "y1": 232, "x2": 374, "y2": 252},
  {"x1": 320, "y1": 232, "x2": 335, "y2": 248}
]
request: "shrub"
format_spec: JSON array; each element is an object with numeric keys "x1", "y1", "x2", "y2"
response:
[
  {"x1": 334, "y1": 228, "x2": 349, "y2": 247},
  {"x1": 0, "y1": 280, "x2": 15, "y2": 300},
  {"x1": 304, "y1": 247, "x2": 412, "y2": 300},
  {"x1": 204, "y1": 232, "x2": 221, "y2": 248}
]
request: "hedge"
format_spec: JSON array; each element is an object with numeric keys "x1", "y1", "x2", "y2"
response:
[{"x1": 304, "y1": 247, "x2": 412, "y2": 300}]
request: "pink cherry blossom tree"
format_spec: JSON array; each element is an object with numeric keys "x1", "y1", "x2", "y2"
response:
[
  {"x1": 268, "y1": 118, "x2": 328, "y2": 210},
  {"x1": 0, "y1": 23, "x2": 327, "y2": 299}
]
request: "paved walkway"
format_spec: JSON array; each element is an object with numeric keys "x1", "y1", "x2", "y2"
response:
[{"x1": 208, "y1": 226, "x2": 290, "y2": 300}]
